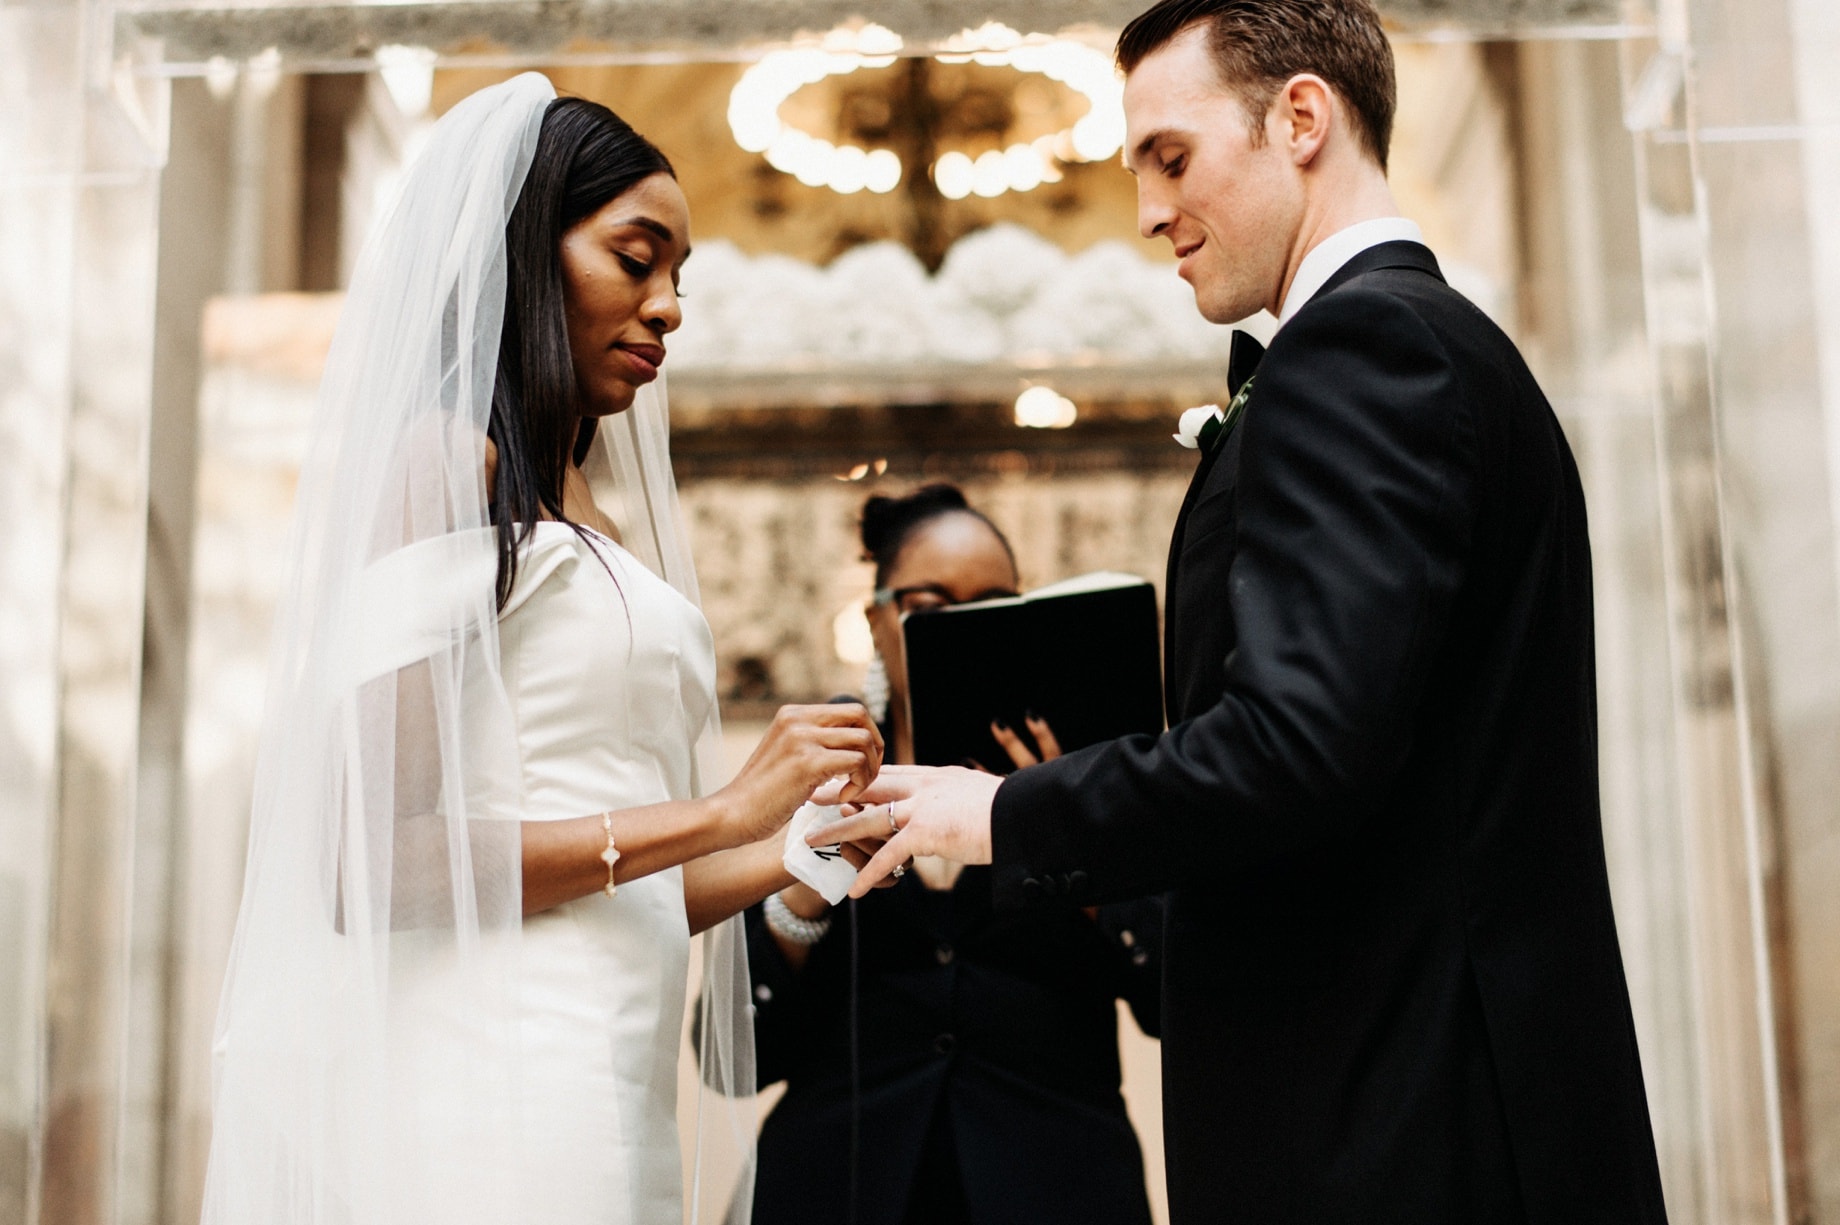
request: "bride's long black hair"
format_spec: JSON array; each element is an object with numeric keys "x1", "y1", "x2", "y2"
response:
[{"x1": 490, "y1": 95, "x2": 676, "y2": 610}]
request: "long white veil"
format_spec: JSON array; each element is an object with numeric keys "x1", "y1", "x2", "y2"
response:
[{"x1": 201, "y1": 71, "x2": 755, "y2": 1224}]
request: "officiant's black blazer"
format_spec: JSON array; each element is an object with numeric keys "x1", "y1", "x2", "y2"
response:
[
  {"x1": 991, "y1": 242, "x2": 1669, "y2": 1225},
  {"x1": 744, "y1": 873, "x2": 1164, "y2": 1225}
]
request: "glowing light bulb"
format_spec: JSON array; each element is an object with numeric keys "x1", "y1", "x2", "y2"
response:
[
  {"x1": 794, "y1": 141, "x2": 835, "y2": 187},
  {"x1": 729, "y1": 97, "x2": 780, "y2": 153},
  {"x1": 1014, "y1": 386, "x2": 1078, "y2": 429},
  {"x1": 1072, "y1": 108, "x2": 1127, "y2": 162},
  {"x1": 971, "y1": 150, "x2": 1009, "y2": 198},
  {"x1": 1004, "y1": 143, "x2": 1044, "y2": 192},
  {"x1": 865, "y1": 149, "x2": 902, "y2": 193},
  {"x1": 934, "y1": 151, "x2": 975, "y2": 200},
  {"x1": 829, "y1": 144, "x2": 869, "y2": 193},
  {"x1": 765, "y1": 128, "x2": 806, "y2": 174},
  {"x1": 731, "y1": 24, "x2": 1119, "y2": 198}
]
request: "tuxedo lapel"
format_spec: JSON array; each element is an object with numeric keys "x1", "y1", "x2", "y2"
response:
[
  {"x1": 1163, "y1": 330, "x2": 1263, "y2": 717},
  {"x1": 1164, "y1": 433, "x2": 1228, "y2": 708},
  {"x1": 1169, "y1": 420, "x2": 1232, "y2": 551},
  {"x1": 1168, "y1": 329, "x2": 1262, "y2": 554}
]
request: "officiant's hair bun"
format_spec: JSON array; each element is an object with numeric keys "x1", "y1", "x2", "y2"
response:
[{"x1": 861, "y1": 484, "x2": 1014, "y2": 585}]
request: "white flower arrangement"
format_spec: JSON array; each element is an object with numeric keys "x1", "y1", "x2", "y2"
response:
[{"x1": 669, "y1": 224, "x2": 1239, "y2": 370}]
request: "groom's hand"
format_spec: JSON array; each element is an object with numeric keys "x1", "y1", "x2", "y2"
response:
[{"x1": 805, "y1": 765, "x2": 1000, "y2": 898}]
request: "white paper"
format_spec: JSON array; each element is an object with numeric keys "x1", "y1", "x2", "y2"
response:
[{"x1": 782, "y1": 802, "x2": 860, "y2": 905}]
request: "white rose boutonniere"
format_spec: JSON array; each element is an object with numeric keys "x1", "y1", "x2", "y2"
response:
[
  {"x1": 1173, "y1": 404, "x2": 1224, "y2": 450},
  {"x1": 1174, "y1": 375, "x2": 1257, "y2": 455}
]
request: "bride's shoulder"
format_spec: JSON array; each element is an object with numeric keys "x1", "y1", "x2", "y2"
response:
[{"x1": 499, "y1": 524, "x2": 593, "y2": 618}]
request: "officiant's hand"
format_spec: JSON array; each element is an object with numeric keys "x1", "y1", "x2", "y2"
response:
[
  {"x1": 806, "y1": 764, "x2": 999, "y2": 898},
  {"x1": 717, "y1": 703, "x2": 882, "y2": 845},
  {"x1": 989, "y1": 713, "x2": 1063, "y2": 768}
]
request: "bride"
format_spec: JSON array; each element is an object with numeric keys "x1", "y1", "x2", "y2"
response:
[{"x1": 200, "y1": 73, "x2": 881, "y2": 1225}]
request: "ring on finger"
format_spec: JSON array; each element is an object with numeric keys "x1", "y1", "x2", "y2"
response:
[
  {"x1": 886, "y1": 802, "x2": 899, "y2": 836},
  {"x1": 891, "y1": 862, "x2": 907, "y2": 879}
]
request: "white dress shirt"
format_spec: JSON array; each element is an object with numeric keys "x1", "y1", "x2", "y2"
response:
[{"x1": 1276, "y1": 216, "x2": 1426, "y2": 328}]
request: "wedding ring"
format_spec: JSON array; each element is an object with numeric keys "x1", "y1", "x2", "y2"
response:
[
  {"x1": 891, "y1": 863, "x2": 907, "y2": 879},
  {"x1": 886, "y1": 803, "x2": 899, "y2": 836}
]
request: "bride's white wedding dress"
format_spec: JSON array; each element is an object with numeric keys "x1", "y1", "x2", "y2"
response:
[
  {"x1": 400, "y1": 522, "x2": 717, "y2": 1225},
  {"x1": 504, "y1": 522, "x2": 718, "y2": 1223},
  {"x1": 203, "y1": 75, "x2": 757, "y2": 1225},
  {"x1": 501, "y1": 523, "x2": 716, "y2": 1223}
]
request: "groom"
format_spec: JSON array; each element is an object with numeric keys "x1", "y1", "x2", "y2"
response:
[{"x1": 814, "y1": 1, "x2": 1670, "y2": 1222}]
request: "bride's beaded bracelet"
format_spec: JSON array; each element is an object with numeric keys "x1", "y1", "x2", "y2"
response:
[
  {"x1": 599, "y1": 812, "x2": 621, "y2": 898},
  {"x1": 764, "y1": 891, "x2": 831, "y2": 946}
]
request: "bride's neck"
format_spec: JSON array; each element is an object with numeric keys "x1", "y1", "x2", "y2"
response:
[
  {"x1": 485, "y1": 438, "x2": 622, "y2": 542},
  {"x1": 560, "y1": 464, "x2": 622, "y2": 542}
]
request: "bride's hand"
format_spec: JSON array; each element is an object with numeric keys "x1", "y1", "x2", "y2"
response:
[{"x1": 716, "y1": 703, "x2": 882, "y2": 845}]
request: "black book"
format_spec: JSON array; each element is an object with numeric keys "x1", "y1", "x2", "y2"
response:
[{"x1": 901, "y1": 572, "x2": 1165, "y2": 774}]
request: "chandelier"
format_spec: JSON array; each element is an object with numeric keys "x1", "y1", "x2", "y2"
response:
[{"x1": 727, "y1": 23, "x2": 1126, "y2": 199}]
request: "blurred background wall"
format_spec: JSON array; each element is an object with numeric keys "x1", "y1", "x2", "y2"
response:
[{"x1": 3, "y1": 0, "x2": 1838, "y2": 1222}]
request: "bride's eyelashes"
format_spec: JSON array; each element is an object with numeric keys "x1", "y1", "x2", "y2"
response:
[{"x1": 616, "y1": 251, "x2": 687, "y2": 298}]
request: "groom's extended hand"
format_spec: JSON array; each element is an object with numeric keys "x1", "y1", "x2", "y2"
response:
[{"x1": 806, "y1": 764, "x2": 1001, "y2": 898}]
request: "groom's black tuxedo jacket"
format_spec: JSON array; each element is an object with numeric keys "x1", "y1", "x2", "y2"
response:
[{"x1": 992, "y1": 243, "x2": 1668, "y2": 1225}]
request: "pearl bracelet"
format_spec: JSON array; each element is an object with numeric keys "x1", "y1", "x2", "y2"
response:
[{"x1": 763, "y1": 891, "x2": 831, "y2": 946}]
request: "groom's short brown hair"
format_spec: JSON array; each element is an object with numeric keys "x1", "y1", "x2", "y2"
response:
[{"x1": 1116, "y1": 0, "x2": 1397, "y2": 172}]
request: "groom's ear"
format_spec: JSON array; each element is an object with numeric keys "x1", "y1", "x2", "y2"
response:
[{"x1": 1276, "y1": 73, "x2": 1336, "y2": 168}]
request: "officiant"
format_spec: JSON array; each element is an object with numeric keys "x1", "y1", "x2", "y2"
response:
[{"x1": 742, "y1": 484, "x2": 1164, "y2": 1225}]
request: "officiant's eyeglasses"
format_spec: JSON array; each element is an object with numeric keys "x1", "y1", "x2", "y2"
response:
[{"x1": 872, "y1": 583, "x2": 1020, "y2": 616}]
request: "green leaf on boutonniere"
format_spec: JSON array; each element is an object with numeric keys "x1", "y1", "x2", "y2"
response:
[{"x1": 1199, "y1": 374, "x2": 1255, "y2": 454}]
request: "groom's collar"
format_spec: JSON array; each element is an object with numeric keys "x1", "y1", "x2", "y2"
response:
[{"x1": 1276, "y1": 217, "x2": 1428, "y2": 328}]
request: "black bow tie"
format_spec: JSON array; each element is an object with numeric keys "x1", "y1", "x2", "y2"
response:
[{"x1": 1228, "y1": 330, "x2": 1266, "y2": 398}]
